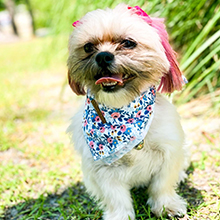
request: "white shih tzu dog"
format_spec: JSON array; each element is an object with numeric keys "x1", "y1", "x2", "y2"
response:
[{"x1": 67, "y1": 4, "x2": 189, "y2": 220}]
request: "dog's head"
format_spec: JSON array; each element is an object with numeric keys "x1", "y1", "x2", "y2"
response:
[{"x1": 67, "y1": 4, "x2": 184, "y2": 107}]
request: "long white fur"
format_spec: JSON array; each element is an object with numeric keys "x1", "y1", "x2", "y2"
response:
[
  {"x1": 67, "y1": 4, "x2": 189, "y2": 220},
  {"x1": 67, "y1": 95, "x2": 189, "y2": 219}
]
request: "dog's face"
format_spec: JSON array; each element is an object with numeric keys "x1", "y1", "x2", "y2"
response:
[{"x1": 67, "y1": 4, "x2": 183, "y2": 107}]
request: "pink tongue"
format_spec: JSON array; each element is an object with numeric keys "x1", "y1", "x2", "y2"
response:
[{"x1": 95, "y1": 73, "x2": 123, "y2": 85}]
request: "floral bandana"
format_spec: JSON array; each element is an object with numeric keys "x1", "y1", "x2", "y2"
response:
[{"x1": 82, "y1": 86, "x2": 156, "y2": 164}]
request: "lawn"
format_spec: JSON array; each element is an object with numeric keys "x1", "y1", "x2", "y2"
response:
[{"x1": 0, "y1": 36, "x2": 219, "y2": 220}]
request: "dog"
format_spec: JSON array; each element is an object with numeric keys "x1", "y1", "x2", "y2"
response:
[{"x1": 67, "y1": 4, "x2": 189, "y2": 220}]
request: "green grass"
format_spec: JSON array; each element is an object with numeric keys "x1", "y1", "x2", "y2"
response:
[{"x1": 0, "y1": 37, "x2": 81, "y2": 218}]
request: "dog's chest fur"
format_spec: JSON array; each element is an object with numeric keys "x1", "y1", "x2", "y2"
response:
[{"x1": 69, "y1": 93, "x2": 184, "y2": 187}]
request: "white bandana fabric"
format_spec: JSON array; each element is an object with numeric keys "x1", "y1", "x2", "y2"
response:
[{"x1": 82, "y1": 86, "x2": 156, "y2": 164}]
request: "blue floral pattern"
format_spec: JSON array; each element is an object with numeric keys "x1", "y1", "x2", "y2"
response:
[{"x1": 82, "y1": 86, "x2": 156, "y2": 164}]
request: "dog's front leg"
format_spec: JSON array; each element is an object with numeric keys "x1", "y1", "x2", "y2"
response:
[
  {"x1": 83, "y1": 167, "x2": 135, "y2": 220},
  {"x1": 146, "y1": 146, "x2": 187, "y2": 217},
  {"x1": 101, "y1": 180, "x2": 135, "y2": 220}
]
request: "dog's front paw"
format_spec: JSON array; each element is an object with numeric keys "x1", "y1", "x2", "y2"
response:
[
  {"x1": 147, "y1": 194, "x2": 187, "y2": 217},
  {"x1": 103, "y1": 210, "x2": 135, "y2": 220}
]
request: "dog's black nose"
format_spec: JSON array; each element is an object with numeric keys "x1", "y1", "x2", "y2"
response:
[{"x1": 96, "y1": 52, "x2": 114, "y2": 68}]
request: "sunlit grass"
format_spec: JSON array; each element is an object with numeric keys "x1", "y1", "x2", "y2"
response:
[
  {"x1": 0, "y1": 37, "x2": 81, "y2": 218},
  {"x1": 0, "y1": 36, "x2": 68, "y2": 150}
]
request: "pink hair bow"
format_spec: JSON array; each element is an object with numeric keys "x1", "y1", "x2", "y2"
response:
[
  {"x1": 72, "y1": 20, "x2": 80, "y2": 27},
  {"x1": 127, "y1": 6, "x2": 152, "y2": 24}
]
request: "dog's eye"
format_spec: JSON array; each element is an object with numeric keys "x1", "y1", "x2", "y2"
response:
[
  {"x1": 84, "y1": 43, "x2": 94, "y2": 53},
  {"x1": 121, "y1": 39, "x2": 137, "y2": 49}
]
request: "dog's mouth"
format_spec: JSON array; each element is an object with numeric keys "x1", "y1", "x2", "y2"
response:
[{"x1": 95, "y1": 71, "x2": 136, "y2": 92}]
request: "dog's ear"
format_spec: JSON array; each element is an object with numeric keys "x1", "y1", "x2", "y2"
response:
[
  {"x1": 68, "y1": 21, "x2": 86, "y2": 96},
  {"x1": 149, "y1": 18, "x2": 185, "y2": 93},
  {"x1": 128, "y1": 6, "x2": 186, "y2": 93},
  {"x1": 157, "y1": 33, "x2": 183, "y2": 93},
  {"x1": 68, "y1": 70, "x2": 86, "y2": 96},
  {"x1": 150, "y1": 18, "x2": 184, "y2": 93}
]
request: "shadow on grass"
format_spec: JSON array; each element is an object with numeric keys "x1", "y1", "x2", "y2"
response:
[{"x1": 3, "y1": 165, "x2": 203, "y2": 220}]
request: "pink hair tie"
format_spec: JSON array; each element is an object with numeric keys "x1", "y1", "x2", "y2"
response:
[
  {"x1": 128, "y1": 6, "x2": 152, "y2": 24},
  {"x1": 72, "y1": 20, "x2": 80, "y2": 27}
]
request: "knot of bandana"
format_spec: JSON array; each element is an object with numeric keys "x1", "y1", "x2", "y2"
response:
[{"x1": 82, "y1": 86, "x2": 156, "y2": 164}]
